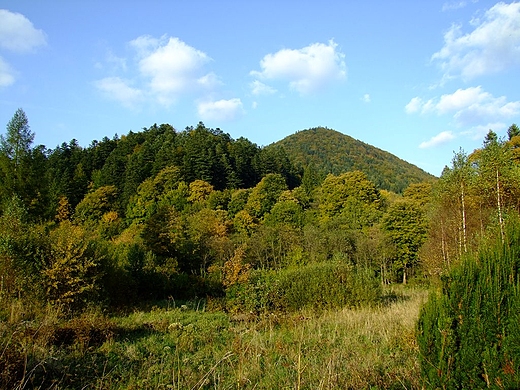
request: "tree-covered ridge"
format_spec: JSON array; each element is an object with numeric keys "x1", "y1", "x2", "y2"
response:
[
  {"x1": 271, "y1": 127, "x2": 436, "y2": 193},
  {"x1": 0, "y1": 110, "x2": 434, "y2": 312},
  {"x1": 43, "y1": 122, "x2": 298, "y2": 221}
]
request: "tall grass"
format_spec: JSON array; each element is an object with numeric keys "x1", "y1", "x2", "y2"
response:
[{"x1": 1, "y1": 287, "x2": 427, "y2": 389}]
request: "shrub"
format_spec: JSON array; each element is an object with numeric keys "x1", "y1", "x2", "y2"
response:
[
  {"x1": 417, "y1": 219, "x2": 520, "y2": 388},
  {"x1": 43, "y1": 221, "x2": 103, "y2": 311},
  {"x1": 226, "y1": 262, "x2": 382, "y2": 313}
]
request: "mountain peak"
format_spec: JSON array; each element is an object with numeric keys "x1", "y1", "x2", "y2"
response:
[{"x1": 269, "y1": 127, "x2": 435, "y2": 193}]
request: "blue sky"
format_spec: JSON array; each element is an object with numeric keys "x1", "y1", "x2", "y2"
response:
[{"x1": 1, "y1": 1, "x2": 520, "y2": 176}]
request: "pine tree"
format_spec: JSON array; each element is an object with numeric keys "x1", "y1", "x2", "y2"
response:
[{"x1": 0, "y1": 109, "x2": 47, "y2": 217}]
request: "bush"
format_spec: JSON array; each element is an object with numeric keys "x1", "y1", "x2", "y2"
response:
[
  {"x1": 417, "y1": 219, "x2": 520, "y2": 388},
  {"x1": 226, "y1": 262, "x2": 382, "y2": 313}
]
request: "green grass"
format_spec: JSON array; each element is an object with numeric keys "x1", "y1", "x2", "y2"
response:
[{"x1": 1, "y1": 286, "x2": 428, "y2": 389}]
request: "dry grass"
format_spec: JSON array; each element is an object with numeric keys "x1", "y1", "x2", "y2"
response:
[
  {"x1": 224, "y1": 285, "x2": 428, "y2": 389},
  {"x1": 0, "y1": 286, "x2": 429, "y2": 389}
]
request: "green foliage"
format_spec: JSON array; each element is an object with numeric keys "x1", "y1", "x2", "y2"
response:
[
  {"x1": 253, "y1": 145, "x2": 300, "y2": 188},
  {"x1": 74, "y1": 185, "x2": 118, "y2": 224},
  {"x1": 508, "y1": 123, "x2": 520, "y2": 140},
  {"x1": 475, "y1": 132, "x2": 520, "y2": 241},
  {"x1": 0, "y1": 109, "x2": 48, "y2": 218},
  {"x1": 318, "y1": 171, "x2": 382, "y2": 227},
  {"x1": 417, "y1": 218, "x2": 520, "y2": 388},
  {"x1": 126, "y1": 165, "x2": 187, "y2": 224},
  {"x1": 188, "y1": 179, "x2": 214, "y2": 204},
  {"x1": 264, "y1": 199, "x2": 303, "y2": 228},
  {"x1": 403, "y1": 181, "x2": 432, "y2": 207},
  {"x1": 185, "y1": 208, "x2": 231, "y2": 274},
  {"x1": 226, "y1": 262, "x2": 382, "y2": 313},
  {"x1": 227, "y1": 188, "x2": 250, "y2": 217},
  {"x1": 245, "y1": 173, "x2": 288, "y2": 219},
  {"x1": 0, "y1": 196, "x2": 46, "y2": 301},
  {"x1": 382, "y1": 199, "x2": 428, "y2": 283},
  {"x1": 273, "y1": 127, "x2": 435, "y2": 193},
  {"x1": 0, "y1": 108, "x2": 34, "y2": 170}
]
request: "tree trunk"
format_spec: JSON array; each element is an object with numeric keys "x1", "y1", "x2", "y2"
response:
[
  {"x1": 441, "y1": 222, "x2": 449, "y2": 267},
  {"x1": 460, "y1": 181, "x2": 467, "y2": 253},
  {"x1": 496, "y1": 168, "x2": 505, "y2": 242}
]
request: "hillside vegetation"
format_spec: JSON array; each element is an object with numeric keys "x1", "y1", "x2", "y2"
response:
[
  {"x1": 271, "y1": 127, "x2": 435, "y2": 193},
  {"x1": 1, "y1": 109, "x2": 520, "y2": 388}
]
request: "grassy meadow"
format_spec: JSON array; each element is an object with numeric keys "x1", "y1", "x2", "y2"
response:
[{"x1": 1, "y1": 286, "x2": 427, "y2": 389}]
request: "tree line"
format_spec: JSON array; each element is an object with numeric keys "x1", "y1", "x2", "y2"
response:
[{"x1": 1, "y1": 108, "x2": 519, "y2": 315}]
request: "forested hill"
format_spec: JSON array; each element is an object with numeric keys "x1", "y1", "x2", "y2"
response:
[{"x1": 270, "y1": 127, "x2": 436, "y2": 193}]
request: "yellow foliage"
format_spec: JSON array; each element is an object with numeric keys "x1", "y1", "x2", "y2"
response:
[
  {"x1": 43, "y1": 222, "x2": 100, "y2": 307},
  {"x1": 101, "y1": 211, "x2": 119, "y2": 223},
  {"x1": 188, "y1": 180, "x2": 214, "y2": 203},
  {"x1": 222, "y1": 245, "x2": 250, "y2": 287},
  {"x1": 233, "y1": 210, "x2": 257, "y2": 235},
  {"x1": 55, "y1": 195, "x2": 71, "y2": 222}
]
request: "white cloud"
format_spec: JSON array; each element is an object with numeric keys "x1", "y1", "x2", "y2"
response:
[
  {"x1": 461, "y1": 122, "x2": 507, "y2": 140},
  {"x1": 250, "y1": 40, "x2": 346, "y2": 95},
  {"x1": 362, "y1": 93, "x2": 371, "y2": 103},
  {"x1": 133, "y1": 36, "x2": 212, "y2": 105},
  {"x1": 435, "y1": 86, "x2": 490, "y2": 114},
  {"x1": 97, "y1": 35, "x2": 220, "y2": 108},
  {"x1": 250, "y1": 80, "x2": 277, "y2": 95},
  {"x1": 406, "y1": 86, "x2": 520, "y2": 127},
  {"x1": 432, "y1": 2, "x2": 520, "y2": 79},
  {"x1": 405, "y1": 96, "x2": 423, "y2": 113},
  {"x1": 95, "y1": 77, "x2": 143, "y2": 109},
  {"x1": 197, "y1": 72, "x2": 222, "y2": 89},
  {"x1": 419, "y1": 131, "x2": 456, "y2": 149},
  {"x1": 0, "y1": 9, "x2": 46, "y2": 53},
  {"x1": 442, "y1": 1, "x2": 469, "y2": 12},
  {"x1": 0, "y1": 56, "x2": 15, "y2": 87},
  {"x1": 129, "y1": 35, "x2": 160, "y2": 56},
  {"x1": 197, "y1": 98, "x2": 243, "y2": 121}
]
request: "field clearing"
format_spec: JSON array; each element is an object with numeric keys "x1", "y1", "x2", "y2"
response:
[{"x1": 2, "y1": 286, "x2": 428, "y2": 389}]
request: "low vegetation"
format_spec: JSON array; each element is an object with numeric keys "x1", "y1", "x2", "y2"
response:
[{"x1": 1, "y1": 286, "x2": 426, "y2": 389}]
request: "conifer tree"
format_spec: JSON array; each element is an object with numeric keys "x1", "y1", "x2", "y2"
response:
[{"x1": 0, "y1": 108, "x2": 46, "y2": 217}]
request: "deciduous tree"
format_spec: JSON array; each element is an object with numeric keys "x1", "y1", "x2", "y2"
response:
[{"x1": 382, "y1": 199, "x2": 428, "y2": 283}]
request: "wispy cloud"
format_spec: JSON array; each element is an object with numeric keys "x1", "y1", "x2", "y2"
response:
[
  {"x1": 0, "y1": 9, "x2": 46, "y2": 87},
  {"x1": 441, "y1": 1, "x2": 469, "y2": 12},
  {"x1": 406, "y1": 86, "x2": 520, "y2": 127},
  {"x1": 419, "y1": 131, "x2": 455, "y2": 149},
  {"x1": 0, "y1": 57, "x2": 15, "y2": 87},
  {"x1": 362, "y1": 93, "x2": 371, "y2": 103},
  {"x1": 197, "y1": 98, "x2": 243, "y2": 121},
  {"x1": 433, "y1": 2, "x2": 520, "y2": 80},
  {"x1": 250, "y1": 80, "x2": 277, "y2": 96},
  {"x1": 250, "y1": 40, "x2": 346, "y2": 95},
  {"x1": 94, "y1": 77, "x2": 143, "y2": 109},
  {"x1": 461, "y1": 122, "x2": 507, "y2": 140},
  {"x1": 0, "y1": 9, "x2": 46, "y2": 53}
]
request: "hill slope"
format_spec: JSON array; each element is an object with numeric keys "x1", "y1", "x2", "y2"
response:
[{"x1": 269, "y1": 127, "x2": 436, "y2": 193}]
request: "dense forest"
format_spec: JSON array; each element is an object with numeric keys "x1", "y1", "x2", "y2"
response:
[
  {"x1": 2, "y1": 108, "x2": 520, "y2": 388},
  {"x1": 273, "y1": 127, "x2": 434, "y2": 193}
]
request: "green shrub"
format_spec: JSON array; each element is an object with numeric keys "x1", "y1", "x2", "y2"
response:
[
  {"x1": 226, "y1": 262, "x2": 382, "y2": 313},
  {"x1": 417, "y1": 219, "x2": 520, "y2": 389}
]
